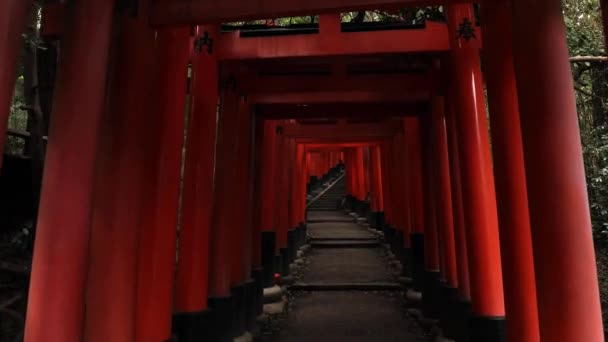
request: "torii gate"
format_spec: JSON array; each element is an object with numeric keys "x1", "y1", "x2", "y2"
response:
[{"x1": 0, "y1": 0, "x2": 605, "y2": 341}]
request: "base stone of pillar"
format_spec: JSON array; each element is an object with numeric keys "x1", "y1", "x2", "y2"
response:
[
  {"x1": 243, "y1": 279, "x2": 259, "y2": 337},
  {"x1": 469, "y1": 316, "x2": 506, "y2": 342},
  {"x1": 287, "y1": 229, "x2": 297, "y2": 264},
  {"x1": 279, "y1": 248, "x2": 290, "y2": 276},
  {"x1": 453, "y1": 299, "x2": 472, "y2": 342},
  {"x1": 208, "y1": 295, "x2": 237, "y2": 342},
  {"x1": 231, "y1": 284, "x2": 248, "y2": 338},
  {"x1": 273, "y1": 254, "x2": 282, "y2": 280},
  {"x1": 401, "y1": 247, "x2": 412, "y2": 278},
  {"x1": 439, "y1": 284, "x2": 460, "y2": 340},
  {"x1": 422, "y1": 271, "x2": 442, "y2": 319},
  {"x1": 261, "y1": 232, "x2": 277, "y2": 288},
  {"x1": 171, "y1": 309, "x2": 214, "y2": 341},
  {"x1": 251, "y1": 268, "x2": 264, "y2": 318},
  {"x1": 410, "y1": 233, "x2": 425, "y2": 292}
]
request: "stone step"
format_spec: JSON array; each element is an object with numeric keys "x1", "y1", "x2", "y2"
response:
[
  {"x1": 289, "y1": 282, "x2": 402, "y2": 291},
  {"x1": 310, "y1": 240, "x2": 381, "y2": 248}
]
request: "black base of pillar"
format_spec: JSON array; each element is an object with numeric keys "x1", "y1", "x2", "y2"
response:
[
  {"x1": 280, "y1": 247, "x2": 290, "y2": 276},
  {"x1": 439, "y1": 284, "x2": 460, "y2": 339},
  {"x1": 377, "y1": 212, "x2": 385, "y2": 231},
  {"x1": 401, "y1": 247, "x2": 412, "y2": 277},
  {"x1": 287, "y1": 229, "x2": 296, "y2": 263},
  {"x1": 453, "y1": 299, "x2": 472, "y2": 342},
  {"x1": 243, "y1": 279, "x2": 258, "y2": 332},
  {"x1": 422, "y1": 271, "x2": 441, "y2": 319},
  {"x1": 231, "y1": 284, "x2": 247, "y2": 338},
  {"x1": 410, "y1": 233, "x2": 425, "y2": 291},
  {"x1": 469, "y1": 316, "x2": 506, "y2": 342},
  {"x1": 261, "y1": 231, "x2": 277, "y2": 287},
  {"x1": 171, "y1": 309, "x2": 213, "y2": 342},
  {"x1": 393, "y1": 230, "x2": 405, "y2": 262},
  {"x1": 207, "y1": 296, "x2": 236, "y2": 342},
  {"x1": 251, "y1": 268, "x2": 264, "y2": 317},
  {"x1": 383, "y1": 225, "x2": 396, "y2": 246},
  {"x1": 273, "y1": 254, "x2": 282, "y2": 280},
  {"x1": 367, "y1": 211, "x2": 380, "y2": 228},
  {"x1": 297, "y1": 222, "x2": 307, "y2": 248}
]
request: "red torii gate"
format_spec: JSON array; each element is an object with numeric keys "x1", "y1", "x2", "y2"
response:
[{"x1": 0, "y1": 0, "x2": 604, "y2": 341}]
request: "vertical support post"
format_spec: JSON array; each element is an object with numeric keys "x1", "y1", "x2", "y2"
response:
[
  {"x1": 420, "y1": 112, "x2": 441, "y2": 318},
  {"x1": 445, "y1": 97, "x2": 472, "y2": 340},
  {"x1": 136, "y1": 25, "x2": 190, "y2": 342},
  {"x1": 173, "y1": 25, "x2": 220, "y2": 340},
  {"x1": 275, "y1": 126, "x2": 290, "y2": 276},
  {"x1": 512, "y1": 0, "x2": 604, "y2": 339},
  {"x1": 430, "y1": 95, "x2": 459, "y2": 338},
  {"x1": 83, "y1": 1, "x2": 157, "y2": 340},
  {"x1": 232, "y1": 97, "x2": 256, "y2": 337},
  {"x1": 25, "y1": 0, "x2": 115, "y2": 340},
  {"x1": 207, "y1": 69, "x2": 242, "y2": 341},
  {"x1": 260, "y1": 120, "x2": 279, "y2": 286},
  {"x1": 481, "y1": 1, "x2": 540, "y2": 341},
  {"x1": 447, "y1": 3, "x2": 506, "y2": 340},
  {"x1": 0, "y1": 0, "x2": 30, "y2": 169},
  {"x1": 403, "y1": 117, "x2": 425, "y2": 293}
]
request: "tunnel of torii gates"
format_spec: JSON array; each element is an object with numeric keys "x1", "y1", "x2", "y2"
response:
[{"x1": 0, "y1": 0, "x2": 607, "y2": 341}]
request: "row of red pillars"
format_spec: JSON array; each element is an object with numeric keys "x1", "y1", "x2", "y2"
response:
[
  {"x1": 4, "y1": 4, "x2": 324, "y2": 342},
  {"x1": 337, "y1": 2, "x2": 604, "y2": 342}
]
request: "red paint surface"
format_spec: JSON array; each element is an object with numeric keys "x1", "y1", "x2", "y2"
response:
[
  {"x1": 482, "y1": 1, "x2": 540, "y2": 340},
  {"x1": 136, "y1": 26, "x2": 190, "y2": 341},
  {"x1": 175, "y1": 25, "x2": 220, "y2": 310},
  {"x1": 447, "y1": 3, "x2": 504, "y2": 316},
  {"x1": 512, "y1": 0, "x2": 603, "y2": 338},
  {"x1": 25, "y1": 1, "x2": 114, "y2": 340}
]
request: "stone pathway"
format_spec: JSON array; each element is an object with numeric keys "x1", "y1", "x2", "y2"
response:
[{"x1": 262, "y1": 210, "x2": 427, "y2": 342}]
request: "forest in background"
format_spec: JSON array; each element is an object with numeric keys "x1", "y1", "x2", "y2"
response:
[{"x1": 3, "y1": 1, "x2": 608, "y2": 340}]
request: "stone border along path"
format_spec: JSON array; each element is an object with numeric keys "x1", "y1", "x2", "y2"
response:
[{"x1": 260, "y1": 209, "x2": 431, "y2": 342}]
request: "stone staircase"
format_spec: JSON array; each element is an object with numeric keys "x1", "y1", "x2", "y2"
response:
[{"x1": 306, "y1": 175, "x2": 345, "y2": 211}]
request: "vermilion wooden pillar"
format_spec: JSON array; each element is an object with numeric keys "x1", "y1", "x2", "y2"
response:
[
  {"x1": 445, "y1": 98, "x2": 471, "y2": 302},
  {"x1": 136, "y1": 26, "x2": 190, "y2": 342},
  {"x1": 362, "y1": 147, "x2": 371, "y2": 199},
  {"x1": 355, "y1": 147, "x2": 366, "y2": 200},
  {"x1": 0, "y1": 0, "x2": 30, "y2": 169},
  {"x1": 481, "y1": 1, "x2": 540, "y2": 341},
  {"x1": 260, "y1": 120, "x2": 279, "y2": 285},
  {"x1": 25, "y1": 0, "x2": 114, "y2": 340},
  {"x1": 430, "y1": 96, "x2": 458, "y2": 289},
  {"x1": 420, "y1": 112, "x2": 441, "y2": 318},
  {"x1": 208, "y1": 71, "x2": 243, "y2": 341},
  {"x1": 173, "y1": 26, "x2": 219, "y2": 331},
  {"x1": 403, "y1": 117, "x2": 425, "y2": 293},
  {"x1": 512, "y1": 0, "x2": 604, "y2": 340},
  {"x1": 379, "y1": 142, "x2": 393, "y2": 227},
  {"x1": 84, "y1": 2, "x2": 156, "y2": 340},
  {"x1": 369, "y1": 145, "x2": 385, "y2": 227},
  {"x1": 447, "y1": 4, "x2": 506, "y2": 340},
  {"x1": 274, "y1": 126, "x2": 290, "y2": 275},
  {"x1": 232, "y1": 97, "x2": 257, "y2": 336}
]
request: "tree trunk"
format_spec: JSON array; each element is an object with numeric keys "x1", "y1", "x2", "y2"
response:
[{"x1": 22, "y1": 5, "x2": 45, "y2": 214}]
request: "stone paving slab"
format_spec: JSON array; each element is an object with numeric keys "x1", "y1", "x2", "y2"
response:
[
  {"x1": 263, "y1": 291, "x2": 427, "y2": 342},
  {"x1": 307, "y1": 222, "x2": 376, "y2": 240},
  {"x1": 306, "y1": 211, "x2": 353, "y2": 222},
  {"x1": 300, "y1": 248, "x2": 393, "y2": 284}
]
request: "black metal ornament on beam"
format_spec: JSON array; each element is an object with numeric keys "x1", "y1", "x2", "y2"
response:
[
  {"x1": 456, "y1": 18, "x2": 476, "y2": 42},
  {"x1": 194, "y1": 31, "x2": 214, "y2": 54}
]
